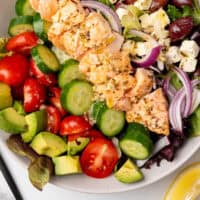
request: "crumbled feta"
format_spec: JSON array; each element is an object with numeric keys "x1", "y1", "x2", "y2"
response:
[
  {"x1": 135, "y1": 42, "x2": 152, "y2": 56},
  {"x1": 166, "y1": 46, "x2": 181, "y2": 64},
  {"x1": 180, "y1": 40, "x2": 200, "y2": 58},
  {"x1": 134, "y1": 0, "x2": 152, "y2": 10},
  {"x1": 150, "y1": 8, "x2": 170, "y2": 28},
  {"x1": 139, "y1": 14, "x2": 151, "y2": 29},
  {"x1": 116, "y1": 7, "x2": 129, "y2": 20},
  {"x1": 179, "y1": 57, "x2": 197, "y2": 72}
]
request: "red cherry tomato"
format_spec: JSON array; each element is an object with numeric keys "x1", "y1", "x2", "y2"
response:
[
  {"x1": 68, "y1": 129, "x2": 104, "y2": 141},
  {"x1": 6, "y1": 32, "x2": 38, "y2": 54},
  {"x1": 80, "y1": 138, "x2": 119, "y2": 178},
  {"x1": 30, "y1": 59, "x2": 57, "y2": 87},
  {"x1": 23, "y1": 78, "x2": 46, "y2": 113},
  {"x1": 0, "y1": 54, "x2": 29, "y2": 86},
  {"x1": 46, "y1": 106, "x2": 61, "y2": 134},
  {"x1": 48, "y1": 87, "x2": 66, "y2": 116},
  {"x1": 60, "y1": 116, "x2": 92, "y2": 136}
]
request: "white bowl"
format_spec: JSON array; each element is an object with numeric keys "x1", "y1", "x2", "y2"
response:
[{"x1": 1, "y1": 0, "x2": 200, "y2": 194}]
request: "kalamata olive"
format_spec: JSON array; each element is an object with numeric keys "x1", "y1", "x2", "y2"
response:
[
  {"x1": 172, "y1": 0, "x2": 192, "y2": 8},
  {"x1": 169, "y1": 17, "x2": 194, "y2": 42},
  {"x1": 149, "y1": 0, "x2": 168, "y2": 12}
]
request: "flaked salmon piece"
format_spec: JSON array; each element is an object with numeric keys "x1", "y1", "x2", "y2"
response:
[
  {"x1": 126, "y1": 88, "x2": 169, "y2": 135},
  {"x1": 126, "y1": 68, "x2": 153, "y2": 103},
  {"x1": 29, "y1": 0, "x2": 59, "y2": 22}
]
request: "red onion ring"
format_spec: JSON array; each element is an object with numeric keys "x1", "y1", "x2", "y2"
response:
[
  {"x1": 172, "y1": 67, "x2": 192, "y2": 118},
  {"x1": 81, "y1": 1, "x2": 122, "y2": 33},
  {"x1": 129, "y1": 30, "x2": 161, "y2": 68},
  {"x1": 169, "y1": 79, "x2": 200, "y2": 132}
]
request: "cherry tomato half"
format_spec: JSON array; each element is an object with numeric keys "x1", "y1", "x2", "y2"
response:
[
  {"x1": 23, "y1": 78, "x2": 46, "y2": 113},
  {"x1": 48, "y1": 87, "x2": 66, "y2": 116},
  {"x1": 80, "y1": 138, "x2": 119, "y2": 178},
  {"x1": 46, "y1": 106, "x2": 61, "y2": 134},
  {"x1": 6, "y1": 32, "x2": 38, "y2": 54},
  {"x1": 68, "y1": 129, "x2": 104, "y2": 141},
  {"x1": 30, "y1": 59, "x2": 57, "y2": 87},
  {"x1": 60, "y1": 116, "x2": 92, "y2": 135},
  {"x1": 0, "y1": 54, "x2": 29, "y2": 87}
]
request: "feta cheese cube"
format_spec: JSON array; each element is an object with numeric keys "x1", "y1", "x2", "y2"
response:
[
  {"x1": 150, "y1": 8, "x2": 170, "y2": 28},
  {"x1": 135, "y1": 42, "x2": 152, "y2": 56},
  {"x1": 180, "y1": 40, "x2": 200, "y2": 58},
  {"x1": 179, "y1": 57, "x2": 197, "y2": 72},
  {"x1": 134, "y1": 0, "x2": 152, "y2": 11},
  {"x1": 116, "y1": 7, "x2": 129, "y2": 20},
  {"x1": 166, "y1": 46, "x2": 181, "y2": 64},
  {"x1": 139, "y1": 14, "x2": 151, "y2": 29}
]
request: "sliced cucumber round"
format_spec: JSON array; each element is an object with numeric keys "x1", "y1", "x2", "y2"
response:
[
  {"x1": 31, "y1": 44, "x2": 60, "y2": 73},
  {"x1": 61, "y1": 80, "x2": 93, "y2": 116},
  {"x1": 89, "y1": 101, "x2": 107, "y2": 123},
  {"x1": 15, "y1": 0, "x2": 36, "y2": 16},
  {"x1": 8, "y1": 16, "x2": 33, "y2": 36},
  {"x1": 33, "y1": 13, "x2": 51, "y2": 41},
  {"x1": 58, "y1": 59, "x2": 83, "y2": 88},
  {"x1": 97, "y1": 108, "x2": 125, "y2": 137},
  {"x1": 120, "y1": 123, "x2": 153, "y2": 160}
]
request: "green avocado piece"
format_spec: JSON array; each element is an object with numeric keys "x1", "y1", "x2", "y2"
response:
[
  {"x1": 21, "y1": 110, "x2": 47, "y2": 143},
  {"x1": 30, "y1": 132, "x2": 68, "y2": 157},
  {"x1": 13, "y1": 101, "x2": 26, "y2": 115},
  {"x1": 0, "y1": 83, "x2": 13, "y2": 110},
  {"x1": 114, "y1": 159, "x2": 143, "y2": 183},
  {"x1": 52, "y1": 155, "x2": 82, "y2": 175},
  {"x1": 0, "y1": 107, "x2": 27, "y2": 134},
  {"x1": 68, "y1": 137, "x2": 90, "y2": 155}
]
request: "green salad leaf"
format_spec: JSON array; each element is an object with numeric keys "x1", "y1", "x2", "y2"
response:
[
  {"x1": 97, "y1": 0, "x2": 114, "y2": 9},
  {"x1": 188, "y1": 106, "x2": 200, "y2": 136}
]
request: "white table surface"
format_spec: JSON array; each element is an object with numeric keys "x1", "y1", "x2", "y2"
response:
[{"x1": 1, "y1": 148, "x2": 199, "y2": 200}]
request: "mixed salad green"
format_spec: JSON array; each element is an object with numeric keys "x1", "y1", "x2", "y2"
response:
[{"x1": 0, "y1": 0, "x2": 200, "y2": 190}]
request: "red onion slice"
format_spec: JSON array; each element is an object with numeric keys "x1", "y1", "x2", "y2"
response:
[
  {"x1": 81, "y1": 0, "x2": 122, "y2": 33},
  {"x1": 128, "y1": 30, "x2": 161, "y2": 68},
  {"x1": 172, "y1": 67, "x2": 192, "y2": 118},
  {"x1": 132, "y1": 45, "x2": 162, "y2": 68},
  {"x1": 169, "y1": 79, "x2": 200, "y2": 132},
  {"x1": 163, "y1": 76, "x2": 176, "y2": 100}
]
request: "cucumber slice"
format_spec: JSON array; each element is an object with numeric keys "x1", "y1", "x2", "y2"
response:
[
  {"x1": 114, "y1": 159, "x2": 143, "y2": 183},
  {"x1": 33, "y1": 13, "x2": 51, "y2": 41},
  {"x1": 58, "y1": 59, "x2": 83, "y2": 88},
  {"x1": 0, "y1": 82, "x2": 13, "y2": 110},
  {"x1": 8, "y1": 16, "x2": 33, "y2": 36},
  {"x1": 89, "y1": 101, "x2": 107, "y2": 123},
  {"x1": 61, "y1": 80, "x2": 93, "y2": 116},
  {"x1": 98, "y1": 108, "x2": 125, "y2": 137},
  {"x1": 15, "y1": 0, "x2": 36, "y2": 16},
  {"x1": 31, "y1": 44, "x2": 60, "y2": 73},
  {"x1": 120, "y1": 123, "x2": 153, "y2": 160}
]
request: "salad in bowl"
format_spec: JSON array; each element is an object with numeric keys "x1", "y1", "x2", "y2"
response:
[{"x1": 0, "y1": 0, "x2": 200, "y2": 192}]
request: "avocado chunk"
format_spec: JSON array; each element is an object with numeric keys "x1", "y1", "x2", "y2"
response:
[
  {"x1": 13, "y1": 101, "x2": 26, "y2": 115},
  {"x1": 68, "y1": 137, "x2": 90, "y2": 155},
  {"x1": 30, "y1": 132, "x2": 68, "y2": 157},
  {"x1": 0, "y1": 82, "x2": 13, "y2": 110},
  {"x1": 0, "y1": 107, "x2": 27, "y2": 134},
  {"x1": 114, "y1": 159, "x2": 143, "y2": 183},
  {"x1": 52, "y1": 155, "x2": 82, "y2": 175},
  {"x1": 21, "y1": 110, "x2": 47, "y2": 143}
]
